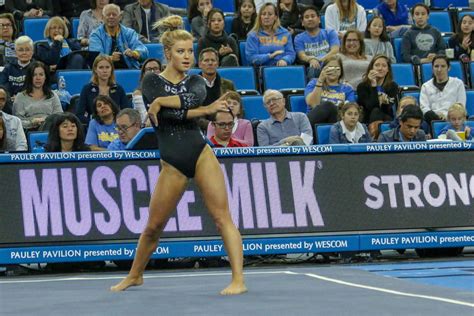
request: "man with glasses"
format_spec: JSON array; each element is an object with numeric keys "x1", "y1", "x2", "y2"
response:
[
  {"x1": 209, "y1": 110, "x2": 248, "y2": 148},
  {"x1": 107, "y1": 108, "x2": 141, "y2": 150},
  {"x1": 257, "y1": 89, "x2": 313, "y2": 146}
]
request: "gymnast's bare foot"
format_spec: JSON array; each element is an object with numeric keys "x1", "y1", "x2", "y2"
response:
[
  {"x1": 220, "y1": 280, "x2": 247, "y2": 295},
  {"x1": 110, "y1": 275, "x2": 143, "y2": 292}
]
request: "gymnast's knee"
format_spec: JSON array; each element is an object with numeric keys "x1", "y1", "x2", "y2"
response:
[{"x1": 142, "y1": 223, "x2": 166, "y2": 240}]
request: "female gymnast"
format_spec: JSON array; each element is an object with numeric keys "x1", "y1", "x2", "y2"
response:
[{"x1": 110, "y1": 15, "x2": 247, "y2": 295}]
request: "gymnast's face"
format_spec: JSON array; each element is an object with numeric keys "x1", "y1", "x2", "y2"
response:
[{"x1": 168, "y1": 39, "x2": 194, "y2": 72}]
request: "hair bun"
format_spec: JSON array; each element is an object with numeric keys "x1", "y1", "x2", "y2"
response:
[{"x1": 153, "y1": 15, "x2": 184, "y2": 32}]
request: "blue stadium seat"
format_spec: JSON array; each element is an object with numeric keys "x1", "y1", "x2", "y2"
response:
[
  {"x1": 23, "y1": 18, "x2": 49, "y2": 41},
  {"x1": 320, "y1": 15, "x2": 325, "y2": 28},
  {"x1": 72, "y1": 18, "x2": 80, "y2": 38},
  {"x1": 239, "y1": 41, "x2": 249, "y2": 66},
  {"x1": 159, "y1": 0, "x2": 187, "y2": 9},
  {"x1": 458, "y1": 10, "x2": 474, "y2": 22},
  {"x1": 28, "y1": 131, "x2": 48, "y2": 153},
  {"x1": 262, "y1": 66, "x2": 306, "y2": 91},
  {"x1": 379, "y1": 122, "x2": 392, "y2": 134},
  {"x1": 431, "y1": 121, "x2": 449, "y2": 138},
  {"x1": 399, "y1": 0, "x2": 421, "y2": 7},
  {"x1": 187, "y1": 68, "x2": 201, "y2": 76},
  {"x1": 125, "y1": 127, "x2": 158, "y2": 150},
  {"x1": 193, "y1": 42, "x2": 199, "y2": 64},
  {"x1": 392, "y1": 63, "x2": 417, "y2": 87},
  {"x1": 420, "y1": 61, "x2": 464, "y2": 83},
  {"x1": 115, "y1": 69, "x2": 141, "y2": 94},
  {"x1": 145, "y1": 43, "x2": 165, "y2": 61},
  {"x1": 289, "y1": 95, "x2": 308, "y2": 113},
  {"x1": 183, "y1": 16, "x2": 191, "y2": 32},
  {"x1": 470, "y1": 63, "x2": 474, "y2": 87},
  {"x1": 214, "y1": 0, "x2": 236, "y2": 12},
  {"x1": 393, "y1": 37, "x2": 403, "y2": 62},
  {"x1": 358, "y1": 0, "x2": 379, "y2": 9},
  {"x1": 56, "y1": 70, "x2": 92, "y2": 95},
  {"x1": 224, "y1": 15, "x2": 233, "y2": 35},
  {"x1": 432, "y1": 0, "x2": 469, "y2": 8},
  {"x1": 315, "y1": 124, "x2": 332, "y2": 145},
  {"x1": 241, "y1": 96, "x2": 269, "y2": 120},
  {"x1": 428, "y1": 12, "x2": 452, "y2": 33},
  {"x1": 217, "y1": 67, "x2": 258, "y2": 92},
  {"x1": 466, "y1": 90, "x2": 474, "y2": 117}
]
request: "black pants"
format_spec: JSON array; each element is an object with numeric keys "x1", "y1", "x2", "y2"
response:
[{"x1": 307, "y1": 101, "x2": 338, "y2": 126}]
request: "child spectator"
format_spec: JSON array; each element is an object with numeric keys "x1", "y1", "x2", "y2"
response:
[
  {"x1": 439, "y1": 103, "x2": 474, "y2": 141},
  {"x1": 277, "y1": 0, "x2": 302, "y2": 35},
  {"x1": 374, "y1": 0, "x2": 411, "y2": 37},
  {"x1": 449, "y1": 14, "x2": 474, "y2": 60},
  {"x1": 231, "y1": 0, "x2": 257, "y2": 41},
  {"x1": 364, "y1": 16, "x2": 396, "y2": 64},
  {"x1": 329, "y1": 102, "x2": 371, "y2": 144}
]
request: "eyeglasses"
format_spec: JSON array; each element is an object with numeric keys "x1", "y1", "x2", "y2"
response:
[
  {"x1": 115, "y1": 123, "x2": 136, "y2": 133},
  {"x1": 214, "y1": 122, "x2": 235, "y2": 129},
  {"x1": 16, "y1": 47, "x2": 32, "y2": 53},
  {"x1": 265, "y1": 97, "x2": 283, "y2": 106},
  {"x1": 0, "y1": 23, "x2": 12, "y2": 29},
  {"x1": 145, "y1": 67, "x2": 160, "y2": 72}
]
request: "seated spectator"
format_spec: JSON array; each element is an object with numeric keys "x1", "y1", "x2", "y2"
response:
[
  {"x1": 401, "y1": 3, "x2": 445, "y2": 64},
  {"x1": 255, "y1": 0, "x2": 277, "y2": 12},
  {"x1": 294, "y1": 5, "x2": 340, "y2": 79},
  {"x1": 278, "y1": 0, "x2": 302, "y2": 36},
  {"x1": 132, "y1": 58, "x2": 161, "y2": 123},
  {"x1": 53, "y1": 0, "x2": 90, "y2": 20},
  {"x1": 0, "y1": 35, "x2": 34, "y2": 97},
  {"x1": 357, "y1": 54, "x2": 398, "y2": 126},
  {"x1": 122, "y1": 0, "x2": 171, "y2": 43},
  {"x1": 339, "y1": 29, "x2": 372, "y2": 89},
  {"x1": 257, "y1": 89, "x2": 313, "y2": 146},
  {"x1": 77, "y1": 0, "x2": 110, "y2": 48},
  {"x1": 329, "y1": 102, "x2": 371, "y2": 144},
  {"x1": 0, "y1": 13, "x2": 18, "y2": 66},
  {"x1": 77, "y1": 54, "x2": 131, "y2": 123},
  {"x1": 389, "y1": 95, "x2": 429, "y2": 134},
  {"x1": 209, "y1": 110, "x2": 249, "y2": 148},
  {"x1": 231, "y1": 0, "x2": 257, "y2": 41},
  {"x1": 45, "y1": 112, "x2": 90, "y2": 152},
  {"x1": 420, "y1": 55, "x2": 466, "y2": 127},
  {"x1": 364, "y1": 16, "x2": 396, "y2": 64},
  {"x1": 374, "y1": 0, "x2": 411, "y2": 37},
  {"x1": 6, "y1": 0, "x2": 54, "y2": 20},
  {"x1": 439, "y1": 103, "x2": 474, "y2": 141},
  {"x1": 197, "y1": 8, "x2": 239, "y2": 67},
  {"x1": 89, "y1": 4, "x2": 149, "y2": 69},
  {"x1": 207, "y1": 91, "x2": 254, "y2": 146},
  {"x1": 85, "y1": 95, "x2": 119, "y2": 150},
  {"x1": 0, "y1": 86, "x2": 27, "y2": 151},
  {"x1": 378, "y1": 104, "x2": 426, "y2": 142},
  {"x1": 305, "y1": 55, "x2": 356, "y2": 125},
  {"x1": 324, "y1": 0, "x2": 367, "y2": 37},
  {"x1": 13, "y1": 61, "x2": 62, "y2": 131},
  {"x1": 449, "y1": 14, "x2": 474, "y2": 61},
  {"x1": 188, "y1": 0, "x2": 213, "y2": 39},
  {"x1": 246, "y1": 3, "x2": 296, "y2": 67},
  {"x1": 107, "y1": 108, "x2": 141, "y2": 150},
  {"x1": 34, "y1": 17, "x2": 84, "y2": 71}
]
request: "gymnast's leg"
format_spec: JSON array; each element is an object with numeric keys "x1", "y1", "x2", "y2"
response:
[
  {"x1": 110, "y1": 160, "x2": 188, "y2": 291},
  {"x1": 194, "y1": 145, "x2": 247, "y2": 295}
]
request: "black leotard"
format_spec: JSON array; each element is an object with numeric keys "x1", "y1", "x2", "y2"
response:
[{"x1": 142, "y1": 73, "x2": 208, "y2": 178}]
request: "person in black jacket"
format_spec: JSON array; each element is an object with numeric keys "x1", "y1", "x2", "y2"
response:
[
  {"x1": 278, "y1": 0, "x2": 302, "y2": 36},
  {"x1": 231, "y1": 0, "x2": 257, "y2": 41},
  {"x1": 448, "y1": 14, "x2": 474, "y2": 60},
  {"x1": 357, "y1": 54, "x2": 399, "y2": 125},
  {"x1": 6, "y1": 0, "x2": 54, "y2": 20},
  {"x1": 53, "y1": 0, "x2": 89, "y2": 20}
]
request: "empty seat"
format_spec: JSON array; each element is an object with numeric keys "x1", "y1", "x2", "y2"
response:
[
  {"x1": 315, "y1": 124, "x2": 332, "y2": 145},
  {"x1": 392, "y1": 63, "x2": 417, "y2": 87},
  {"x1": 239, "y1": 41, "x2": 249, "y2": 66},
  {"x1": 432, "y1": 0, "x2": 469, "y2": 8},
  {"x1": 224, "y1": 15, "x2": 233, "y2": 34},
  {"x1": 399, "y1": 0, "x2": 422, "y2": 7},
  {"x1": 241, "y1": 96, "x2": 269, "y2": 120},
  {"x1": 431, "y1": 121, "x2": 449, "y2": 138},
  {"x1": 393, "y1": 37, "x2": 403, "y2": 62},
  {"x1": 379, "y1": 122, "x2": 392, "y2": 134},
  {"x1": 158, "y1": 0, "x2": 187, "y2": 9},
  {"x1": 214, "y1": 0, "x2": 236, "y2": 12},
  {"x1": 56, "y1": 70, "x2": 92, "y2": 95},
  {"x1": 217, "y1": 67, "x2": 257, "y2": 92},
  {"x1": 289, "y1": 95, "x2": 308, "y2": 113},
  {"x1": 420, "y1": 61, "x2": 464, "y2": 83},
  {"x1": 28, "y1": 131, "x2": 48, "y2": 153},
  {"x1": 23, "y1": 18, "x2": 49, "y2": 42},
  {"x1": 358, "y1": 0, "x2": 379, "y2": 9},
  {"x1": 428, "y1": 11, "x2": 452, "y2": 33},
  {"x1": 115, "y1": 69, "x2": 141, "y2": 94},
  {"x1": 262, "y1": 66, "x2": 306, "y2": 91},
  {"x1": 72, "y1": 18, "x2": 80, "y2": 38}
]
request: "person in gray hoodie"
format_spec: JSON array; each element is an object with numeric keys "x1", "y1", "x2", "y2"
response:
[{"x1": 401, "y1": 3, "x2": 445, "y2": 64}]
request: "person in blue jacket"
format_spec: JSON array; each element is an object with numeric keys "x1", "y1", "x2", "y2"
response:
[
  {"x1": 245, "y1": 2, "x2": 295, "y2": 67},
  {"x1": 89, "y1": 3, "x2": 148, "y2": 69}
]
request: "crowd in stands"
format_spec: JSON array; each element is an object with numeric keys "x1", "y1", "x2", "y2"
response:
[{"x1": 0, "y1": 0, "x2": 473, "y2": 154}]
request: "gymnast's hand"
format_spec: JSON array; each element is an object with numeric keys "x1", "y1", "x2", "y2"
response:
[
  {"x1": 207, "y1": 92, "x2": 230, "y2": 115},
  {"x1": 148, "y1": 98, "x2": 161, "y2": 126}
]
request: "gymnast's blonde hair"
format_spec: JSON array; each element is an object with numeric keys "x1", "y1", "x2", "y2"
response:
[{"x1": 153, "y1": 15, "x2": 194, "y2": 53}]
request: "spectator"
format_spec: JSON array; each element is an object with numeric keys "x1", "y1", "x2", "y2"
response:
[
  {"x1": 246, "y1": 3, "x2": 296, "y2": 67},
  {"x1": 231, "y1": 0, "x2": 257, "y2": 41},
  {"x1": 277, "y1": 0, "x2": 302, "y2": 36},
  {"x1": 254, "y1": 0, "x2": 277, "y2": 12},
  {"x1": 0, "y1": 35, "x2": 34, "y2": 97},
  {"x1": 420, "y1": 55, "x2": 466, "y2": 126},
  {"x1": 364, "y1": 16, "x2": 396, "y2": 64},
  {"x1": 339, "y1": 29, "x2": 372, "y2": 89},
  {"x1": 0, "y1": 13, "x2": 18, "y2": 66},
  {"x1": 0, "y1": 86, "x2": 27, "y2": 151},
  {"x1": 13, "y1": 61, "x2": 62, "y2": 131},
  {"x1": 324, "y1": 0, "x2": 367, "y2": 37},
  {"x1": 305, "y1": 55, "x2": 356, "y2": 125},
  {"x1": 197, "y1": 8, "x2": 239, "y2": 67},
  {"x1": 188, "y1": 0, "x2": 213, "y2": 39},
  {"x1": 257, "y1": 89, "x2": 313, "y2": 146},
  {"x1": 114, "y1": 0, "x2": 136, "y2": 9},
  {"x1": 374, "y1": 0, "x2": 411, "y2": 37},
  {"x1": 439, "y1": 103, "x2": 473, "y2": 141},
  {"x1": 45, "y1": 112, "x2": 90, "y2": 152},
  {"x1": 122, "y1": 0, "x2": 171, "y2": 43},
  {"x1": 85, "y1": 95, "x2": 119, "y2": 150},
  {"x1": 389, "y1": 95, "x2": 429, "y2": 135},
  {"x1": 449, "y1": 14, "x2": 474, "y2": 61},
  {"x1": 107, "y1": 108, "x2": 141, "y2": 150},
  {"x1": 34, "y1": 17, "x2": 84, "y2": 71},
  {"x1": 378, "y1": 104, "x2": 426, "y2": 142},
  {"x1": 357, "y1": 54, "x2": 398, "y2": 125},
  {"x1": 207, "y1": 91, "x2": 254, "y2": 146},
  {"x1": 132, "y1": 58, "x2": 161, "y2": 123},
  {"x1": 294, "y1": 5, "x2": 340, "y2": 79},
  {"x1": 53, "y1": 0, "x2": 90, "y2": 20},
  {"x1": 77, "y1": 0, "x2": 110, "y2": 48},
  {"x1": 76, "y1": 54, "x2": 131, "y2": 123},
  {"x1": 209, "y1": 110, "x2": 249, "y2": 147},
  {"x1": 329, "y1": 102, "x2": 371, "y2": 144},
  {"x1": 89, "y1": 3, "x2": 149, "y2": 69},
  {"x1": 6, "y1": 0, "x2": 54, "y2": 20},
  {"x1": 401, "y1": 3, "x2": 445, "y2": 64}
]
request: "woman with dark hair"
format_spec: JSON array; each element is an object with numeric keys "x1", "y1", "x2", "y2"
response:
[
  {"x1": 132, "y1": 58, "x2": 162, "y2": 123},
  {"x1": 13, "y1": 61, "x2": 62, "y2": 131},
  {"x1": 46, "y1": 112, "x2": 90, "y2": 152},
  {"x1": 85, "y1": 95, "x2": 119, "y2": 150},
  {"x1": 364, "y1": 16, "x2": 396, "y2": 64},
  {"x1": 188, "y1": 0, "x2": 213, "y2": 39},
  {"x1": 277, "y1": 0, "x2": 302, "y2": 35},
  {"x1": 231, "y1": 0, "x2": 256, "y2": 41},
  {"x1": 339, "y1": 29, "x2": 372, "y2": 89},
  {"x1": 197, "y1": 8, "x2": 239, "y2": 67},
  {"x1": 78, "y1": 0, "x2": 110, "y2": 47},
  {"x1": 449, "y1": 14, "x2": 474, "y2": 60},
  {"x1": 0, "y1": 13, "x2": 18, "y2": 66}
]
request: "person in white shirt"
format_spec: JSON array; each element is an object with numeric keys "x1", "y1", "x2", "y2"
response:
[{"x1": 324, "y1": 0, "x2": 366, "y2": 37}]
